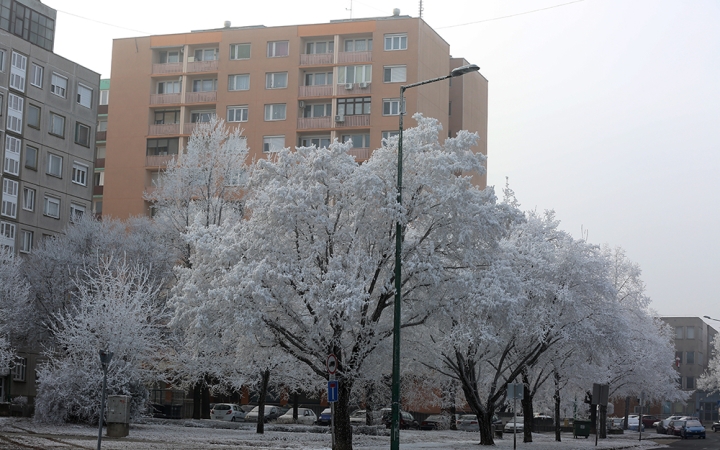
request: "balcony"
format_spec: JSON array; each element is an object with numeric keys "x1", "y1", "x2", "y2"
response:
[
  {"x1": 335, "y1": 115, "x2": 370, "y2": 127},
  {"x1": 297, "y1": 117, "x2": 332, "y2": 130},
  {"x1": 300, "y1": 53, "x2": 334, "y2": 66},
  {"x1": 338, "y1": 51, "x2": 372, "y2": 64},
  {"x1": 93, "y1": 186, "x2": 104, "y2": 196},
  {"x1": 149, "y1": 124, "x2": 181, "y2": 136},
  {"x1": 185, "y1": 91, "x2": 217, "y2": 103},
  {"x1": 337, "y1": 83, "x2": 372, "y2": 95},
  {"x1": 347, "y1": 147, "x2": 371, "y2": 161},
  {"x1": 187, "y1": 60, "x2": 219, "y2": 73},
  {"x1": 95, "y1": 158, "x2": 105, "y2": 169},
  {"x1": 95, "y1": 131, "x2": 107, "y2": 141},
  {"x1": 146, "y1": 154, "x2": 176, "y2": 167},
  {"x1": 150, "y1": 93, "x2": 181, "y2": 105},
  {"x1": 298, "y1": 85, "x2": 333, "y2": 98},
  {"x1": 152, "y1": 63, "x2": 183, "y2": 74}
]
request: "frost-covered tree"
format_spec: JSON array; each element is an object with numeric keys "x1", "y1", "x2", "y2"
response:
[
  {"x1": 699, "y1": 333, "x2": 720, "y2": 393},
  {"x1": 0, "y1": 247, "x2": 30, "y2": 362},
  {"x1": 35, "y1": 257, "x2": 166, "y2": 424}
]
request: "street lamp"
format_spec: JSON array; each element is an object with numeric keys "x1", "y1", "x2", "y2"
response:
[
  {"x1": 703, "y1": 316, "x2": 720, "y2": 322},
  {"x1": 390, "y1": 63, "x2": 480, "y2": 450},
  {"x1": 97, "y1": 349, "x2": 113, "y2": 450}
]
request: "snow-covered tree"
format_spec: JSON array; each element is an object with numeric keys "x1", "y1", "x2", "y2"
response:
[
  {"x1": 0, "y1": 247, "x2": 30, "y2": 360},
  {"x1": 699, "y1": 333, "x2": 720, "y2": 393}
]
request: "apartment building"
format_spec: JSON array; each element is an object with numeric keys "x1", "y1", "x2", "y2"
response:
[
  {"x1": 93, "y1": 79, "x2": 109, "y2": 218},
  {"x1": 103, "y1": 11, "x2": 488, "y2": 219}
]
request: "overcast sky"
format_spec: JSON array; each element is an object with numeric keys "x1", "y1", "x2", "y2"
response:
[{"x1": 43, "y1": 0, "x2": 720, "y2": 321}]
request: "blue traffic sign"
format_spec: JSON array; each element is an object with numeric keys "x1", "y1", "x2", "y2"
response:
[{"x1": 328, "y1": 380, "x2": 339, "y2": 403}]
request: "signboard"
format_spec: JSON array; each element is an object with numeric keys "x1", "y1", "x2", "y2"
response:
[
  {"x1": 508, "y1": 383, "x2": 524, "y2": 399},
  {"x1": 328, "y1": 380, "x2": 339, "y2": 403},
  {"x1": 592, "y1": 383, "x2": 609, "y2": 406},
  {"x1": 326, "y1": 354, "x2": 337, "y2": 375}
]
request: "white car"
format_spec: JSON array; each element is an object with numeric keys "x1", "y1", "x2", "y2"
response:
[
  {"x1": 244, "y1": 405, "x2": 282, "y2": 423},
  {"x1": 210, "y1": 403, "x2": 246, "y2": 422},
  {"x1": 504, "y1": 417, "x2": 524, "y2": 433},
  {"x1": 276, "y1": 407, "x2": 317, "y2": 425}
]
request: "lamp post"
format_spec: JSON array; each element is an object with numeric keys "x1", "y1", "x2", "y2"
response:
[
  {"x1": 703, "y1": 315, "x2": 720, "y2": 322},
  {"x1": 390, "y1": 63, "x2": 480, "y2": 450},
  {"x1": 97, "y1": 349, "x2": 113, "y2": 450}
]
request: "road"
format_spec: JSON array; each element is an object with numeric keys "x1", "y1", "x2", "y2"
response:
[{"x1": 645, "y1": 428, "x2": 720, "y2": 450}]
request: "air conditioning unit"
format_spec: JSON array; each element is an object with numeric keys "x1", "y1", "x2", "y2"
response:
[
  {"x1": 345, "y1": 83, "x2": 353, "y2": 90},
  {"x1": 334, "y1": 115, "x2": 345, "y2": 123},
  {"x1": 359, "y1": 82, "x2": 369, "y2": 89},
  {"x1": 299, "y1": 100, "x2": 305, "y2": 108}
]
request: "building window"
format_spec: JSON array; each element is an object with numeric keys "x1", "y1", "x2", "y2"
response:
[
  {"x1": 194, "y1": 48, "x2": 218, "y2": 61},
  {"x1": 263, "y1": 136, "x2": 285, "y2": 153},
  {"x1": 383, "y1": 99, "x2": 403, "y2": 116},
  {"x1": 50, "y1": 72, "x2": 67, "y2": 97},
  {"x1": 303, "y1": 103, "x2": 331, "y2": 118},
  {"x1": 267, "y1": 41, "x2": 289, "y2": 58},
  {"x1": 192, "y1": 79, "x2": 217, "y2": 92},
  {"x1": 71, "y1": 163, "x2": 88, "y2": 186},
  {"x1": 157, "y1": 80, "x2": 181, "y2": 94},
  {"x1": 1, "y1": 178, "x2": 18, "y2": 218},
  {"x1": 0, "y1": 49, "x2": 5, "y2": 71},
  {"x1": 30, "y1": 63, "x2": 43, "y2": 88},
  {"x1": 94, "y1": 200, "x2": 102, "y2": 215},
  {"x1": 27, "y1": 103, "x2": 40, "y2": 128},
  {"x1": 43, "y1": 196, "x2": 60, "y2": 218},
  {"x1": 383, "y1": 65, "x2": 407, "y2": 83},
  {"x1": 344, "y1": 38, "x2": 372, "y2": 52},
  {"x1": 300, "y1": 136, "x2": 331, "y2": 148},
  {"x1": 264, "y1": 104, "x2": 286, "y2": 121},
  {"x1": 6, "y1": 93, "x2": 23, "y2": 133},
  {"x1": 305, "y1": 72, "x2": 332, "y2": 86},
  {"x1": 342, "y1": 134, "x2": 371, "y2": 148},
  {"x1": 686, "y1": 327, "x2": 695, "y2": 339},
  {"x1": 77, "y1": 83, "x2": 92, "y2": 108},
  {"x1": 99, "y1": 89, "x2": 109, "y2": 105},
  {"x1": 228, "y1": 74, "x2": 250, "y2": 91},
  {"x1": 24, "y1": 145, "x2": 38, "y2": 170},
  {"x1": 70, "y1": 203, "x2": 85, "y2": 222},
  {"x1": 686, "y1": 376, "x2": 694, "y2": 390},
  {"x1": 306, "y1": 40, "x2": 334, "y2": 54},
  {"x1": 146, "y1": 138, "x2": 179, "y2": 156},
  {"x1": 0, "y1": 221, "x2": 15, "y2": 251},
  {"x1": 20, "y1": 230, "x2": 32, "y2": 253},
  {"x1": 159, "y1": 50, "x2": 182, "y2": 64},
  {"x1": 675, "y1": 326, "x2": 684, "y2": 339},
  {"x1": 227, "y1": 106, "x2": 248, "y2": 122},
  {"x1": 154, "y1": 110, "x2": 180, "y2": 125},
  {"x1": 97, "y1": 118, "x2": 107, "y2": 132},
  {"x1": 686, "y1": 351, "x2": 695, "y2": 364},
  {"x1": 382, "y1": 131, "x2": 400, "y2": 145},
  {"x1": 74, "y1": 122, "x2": 91, "y2": 147},
  {"x1": 265, "y1": 72, "x2": 288, "y2": 89},
  {"x1": 9, "y1": 51, "x2": 27, "y2": 92},
  {"x1": 11, "y1": 357, "x2": 25, "y2": 381},
  {"x1": 698, "y1": 352, "x2": 703, "y2": 365},
  {"x1": 190, "y1": 110, "x2": 214, "y2": 123},
  {"x1": 22, "y1": 187, "x2": 34, "y2": 211},
  {"x1": 338, "y1": 65, "x2": 372, "y2": 84},
  {"x1": 50, "y1": 113, "x2": 65, "y2": 137},
  {"x1": 3, "y1": 135, "x2": 21, "y2": 176},
  {"x1": 675, "y1": 351, "x2": 683, "y2": 366},
  {"x1": 384, "y1": 33, "x2": 407, "y2": 51},
  {"x1": 230, "y1": 43, "x2": 251, "y2": 60},
  {"x1": 94, "y1": 171, "x2": 104, "y2": 187},
  {"x1": 337, "y1": 97, "x2": 371, "y2": 116},
  {"x1": 47, "y1": 153, "x2": 62, "y2": 177}
]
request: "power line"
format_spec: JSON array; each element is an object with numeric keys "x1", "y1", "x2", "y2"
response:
[
  {"x1": 436, "y1": 0, "x2": 586, "y2": 29},
  {"x1": 55, "y1": 8, "x2": 152, "y2": 35}
]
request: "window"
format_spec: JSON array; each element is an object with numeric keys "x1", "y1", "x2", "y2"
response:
[
  {"x1": 306, "y1": 40, "x2": 334, "y2": 54},
  {"x1": 74, "y1": 122, "x2": 91, "y2": 147},
  {"x1": 383, "y1": 65, "x2": 407, "y2": 83},
  {"x1": 27, "y1": 103, "x2": 40, "y2": 128},
  {"x1": 303, "y1": 103, "x2": 331, "y2": 118},
  {"x1": 20, "y1": 230, "x2": 32, "y2": 253},
  {"x1": 3, "y1": 135, "x2": 21, "y2": 175},
  {"x1": 337, "y1": 97, "x2": 371, "y2": 116},
  {"x1": 50, "y1": 113, "x2": 65, "y2": 137},
  {"x1": 97, "y1": 118, "x2": 107, "y2": 132},
  {"x1": 686, "y1": 376, "x2": 694, "y2": 390},
  {"x1": 94, "y1": 171, "x2": 104, "y2": 187},
  {"x1": 100, "y1": 89, "x2": 109, "y2": 105},
  {"x1": 686, "y1": 351, "x2": 695, "y2": 364},
  {"x1": 675, "y1": 351, "x2": 683, "y2": 366},
  {"x1": 342, "y1": 134, "x2": 371, "y2": 148},
  {"x1": 43, "y1": 196, "x2": 60, "y2": 218},
  {"x1": 9, "y1": 51, "x2": 27, "y2": 91},
  {"x1": 344, "y1": 38, "x2": 372, "y2": 52},
  {"x1": 24, "y1": 145, "x2": 37, "y2": 170},
  {"x1": 30, "y1": 63, "x2": 42, "y2": 88},
  {"x1": 157, "y1": 80, "x2": 181, "y2": 94},
  {"x1": 51, "y1": 72, "x2": 67, "y2": 97},
  {"x1": 77, "y1": 83, "x2": 92, "y2": 108},
  {"x1": 675, "y1": 326, "x2": 684, "y2": 339},
  {"x1": 338, "y1": 65, "x2": 372, "y2": 84},
  {"x1": 147, "y1": 138, "x2": 179, "y2": 156},
  {"x1": 11, "y1": 357, "x2": 25, "y2": 381},
  {"x1": 194, "y1": 48, "x2": 218, "y2": 61},
  {"x1": 190, "y1": 110, "x2": 214, "y2": 123},
  {"x1": 96, "y1": 146, "x2": 106, "y2": 159},
  {"x1": 264, "y1": 104, "x2": 286, "y2": 121},
  {"x1": 47, "y1": 153, "x2": 62, "y2": 177},
  {"x1": 230, "y1": 43, "x2": 251, "y2": 60},
  {"x1": 382, "y1": 130, "x2": 400, "y2": 144},
  {"x1": 265, "y1": 72, "x2": 288, "y2": 89},
  {"x1": 227, "y1": 106, "x2": 248, "y2": 122},
  {"x1": 300, "y1": 137, "x2": 331, "y2": 148},
  {"x1": 71, "y1": 162, "x2": 88, "y2": 186},
  {"x1": 192, "y1": 79, "x2": 217, "y2": 92},
  {"x1": 0, "y1": 221, "x2": 15, "y2": 251},
  {"x1": 383, "y1": 98, "x2": 403, "y2": 116},
  {"x1": 94, "y1": 200, "x2": 102, "y2": 215},
  {"x1": 0, "y1": 93, "x2": 3, "y2": 114},
  {"x1": 159, "y1": 50, "x2": 182, "y2": 64},
  {"x1": 1, "y1": 178, "x2": 18, "y2": 218},
  {"x1": 6, "y1": 93, "x2": 23, "y2": 133},
  {"x1": 384, "y1": 33, "x2": 407, "y2": 51},
  {"x1": 70, "y1": 203, "x2": 85, "y2": 222},
  {"x1": 0, "y1": 49, "x2": 5, "y2": 71},
  {"x1": 305, "y1": 72, "x2": 332, "y2": 86},
  {"x1": 263, "y1": 136, "x2": 285, "y2": 153},
  {"x1": 228, "y1": 74, "x2": 250, "y2": 91},
  {"x1": 22, "y1": 187, "x2": 34, "y2": 211},
  {"x1": 25, "y1": 9, "x2": 55, "y2": 51},
  {"x1": 686, "y1": 327, "x2": 695, "y2": 339},
  {"x1": 154, "y1": 110, "x2": 180, "y2": 125},
  {"x1": 698, "y1": 352, "x2": 703, "y2": 365},
  {"x1": 267, "y1": 41, "x2": 289, "y2": 57}
]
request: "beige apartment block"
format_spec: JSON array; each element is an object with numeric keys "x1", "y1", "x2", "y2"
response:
[{"x1": 103, "y1": 13, "x2": 488, "y2": 219}]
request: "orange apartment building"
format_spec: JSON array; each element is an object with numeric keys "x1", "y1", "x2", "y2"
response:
[{"x1": 103, "y1": 12, "x2": 488, "y2": 219}]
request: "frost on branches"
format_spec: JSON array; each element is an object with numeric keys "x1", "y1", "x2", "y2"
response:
[
  {"x1": 0, "y1": 247, "x2": 30, "y2": 370},
  {"x1": 699, "y1": 333, "x2": 720, "y2": 393}
]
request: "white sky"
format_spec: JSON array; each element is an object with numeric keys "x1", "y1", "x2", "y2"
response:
[{"x1": 43, "y1": 0, "x2": 720, "y2": 320}]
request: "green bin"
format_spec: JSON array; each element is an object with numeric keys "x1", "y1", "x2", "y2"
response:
[{"x1": 573, "y1": 420, "x2": 592, "y2": 438}]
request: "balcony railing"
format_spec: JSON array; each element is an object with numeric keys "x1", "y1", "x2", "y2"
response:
[
  {"x1": 300, "y1": 53, "x2": 334, "y2": 65},
  {"x1": 150, "y1": 93, "x2": 182, "y2": 105},
  {"x1": 298, "y1": 85, "x2": 333, "y2": 97},
  {"x1": 297, "y1": 117, "x2": 332, "y2": 130},
  {"x1": 95, "y1": 131, "x2": 107, "y2": 142},
  {"x1": 95, "y1": 158, "x2": 105, "y2": 169},
  {"x1": 185, "y1": 91, "x2": 217, "y2": 103},
  {"x1": 149, "y1": 123, "x2": 181, "y2": 136},
  {"x1": 335, "y1": 115, "x2": 370, "y2": 127},
  {"x1": 93, "y1": 186, "x2": 104, "y2": 196},
  {"x1": 338, "y1": 51, "x2": 372, "y2": 64},
  {"x1": 146, "y1": 154, "x2": 177, "y2": 167},
  {"x1": 152, "y1": 63, "x2": 183, "y2": 74},
  {"x1": 337, "y1": 83, "x2": 372, "y2": 95},
  {"x1": 187, "y1": 60, "x2": 219, "y2": 73},
  {"x1": 347, "y1": 147, "x2": 371, "y2": 160}
]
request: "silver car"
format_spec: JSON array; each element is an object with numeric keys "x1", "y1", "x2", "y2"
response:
[{"x1": 210, "y1": 403, "x2": 246, "y2": 422}]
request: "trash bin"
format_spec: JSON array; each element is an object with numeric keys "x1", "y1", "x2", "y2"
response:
[{"x1": 574, "y1": 420, "x2": 592, "y2": 438}]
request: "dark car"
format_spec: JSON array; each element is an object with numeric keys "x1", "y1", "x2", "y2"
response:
[
  {"x1": 680, "y1": 420, "x2": 706, "y2": 439},
  {"x1": 667, "y1": 420, "x2": 687, "y2": 436},
  {"x1": 712, "y1": 421, "x2": 719, "y2": 432},
  {"x1": 316, "y1": 408, "x2": 332, "y2": 426},
  {"x1": 641, "y1": 415, "x2": 658, "y2": 428},
  {"x1": 420, "y1": 414, "x2": 450, "y2": 430},
  {"x1": 382, "y1": 410, "x2": 419, "y2": 430}
]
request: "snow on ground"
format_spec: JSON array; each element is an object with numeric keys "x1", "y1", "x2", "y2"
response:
[{"x1": 0, "y1": 417, "x2": 674, "y2": 449}]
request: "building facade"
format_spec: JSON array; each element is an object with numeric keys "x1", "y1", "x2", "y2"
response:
[{"x1": 103, "y1": 12, "x2": 488, "y2": 219}]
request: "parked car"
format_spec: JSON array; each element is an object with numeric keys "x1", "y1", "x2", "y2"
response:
[
  {"x1": 420, "y1": 414, "x2": 451, "y2": 430},
  {"x1": 317, "y1": 408, "x2": 332, "y2": 426},
  {"x1": 641, "y1": 415, "x2": 658, "y2": 428},
  {"x1": 244, "y1": 405, "x2": 282, "y2": 423},
  {"x1": 276, "y1": 407, "x2": 317, "y2": 425},
  {"x1": 504, "y1": 417, "x2": 524, "y2": 433},
  {"x1": 210, "y1": 403, "x2": 246, "y2": 422},
  {"x1": 456, "y1": 414, "x2": 502, "y2": 432},
  {"x1": 666, "y1": 419, "x2": 687, "y2": 436},
  {"x1": 655, "y1": 415, "x2": 682, "y2": 433},
  {"x1": 350, "y1": 409, "x2": 366, "y2": 425},
  {"x1": 679, "y1": 420, "x2": 706, "y2": 439},
  {"x1": 625, "y1": 416, "x2": 645, "y2": 431},
  {"x1": 381, "y1": 409, "x2": 419, "y2": 430},
  {"x1": 712, "y1": 421, "x2": 719, "y2": 432},
  {"x1": 608, "y1": 417, "x2": 623, "y2": 429}
]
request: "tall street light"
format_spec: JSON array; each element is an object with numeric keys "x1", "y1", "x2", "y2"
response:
[
  {"x1": 391, "y1": 63, "x2": 480, "y2": 450},
  {"x1": 703, "y1": 315, "x2": 720, "y2": 322},
  {"x1": 97, "y1": 349, "x2": 113, "y2": 450}
]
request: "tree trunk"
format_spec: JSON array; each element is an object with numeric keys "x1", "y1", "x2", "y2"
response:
[
  {"x1": 256, "y1": 369, "x2": 270, "y2": 434},
  {"x1": 478, "y1": 409, "x2": 496, "y2": 445},
  {"x1": 521, "y1": 372, "x2": 533, "y2": 443},
  {"x1": 365, "y1": 383, "x2": 375, "y2": 426},
  {"x1": 553, "y1": 371, "x2": 561, "y2": 442},
  {"x1": 292, "y1": 392, "x2": 299, "y2": 423},
  {"x1": 623, "y1": 396, "x2": 630, "y2": 430},
  {"x1": 192, "y1": 382, "x2": 201, "y2": 420},
  {"x1": 201, "y1": 380, "x2": 210, "y2": 420},
  {"x1": 443, "y1": 383, "x2": 458, "y2": 430},
  {"x1": 333, "y1": 377, "x2": 354, "y2": 450},
  {"x1": 598, "y1": 404, "x2": 607, "y2": 438}
]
